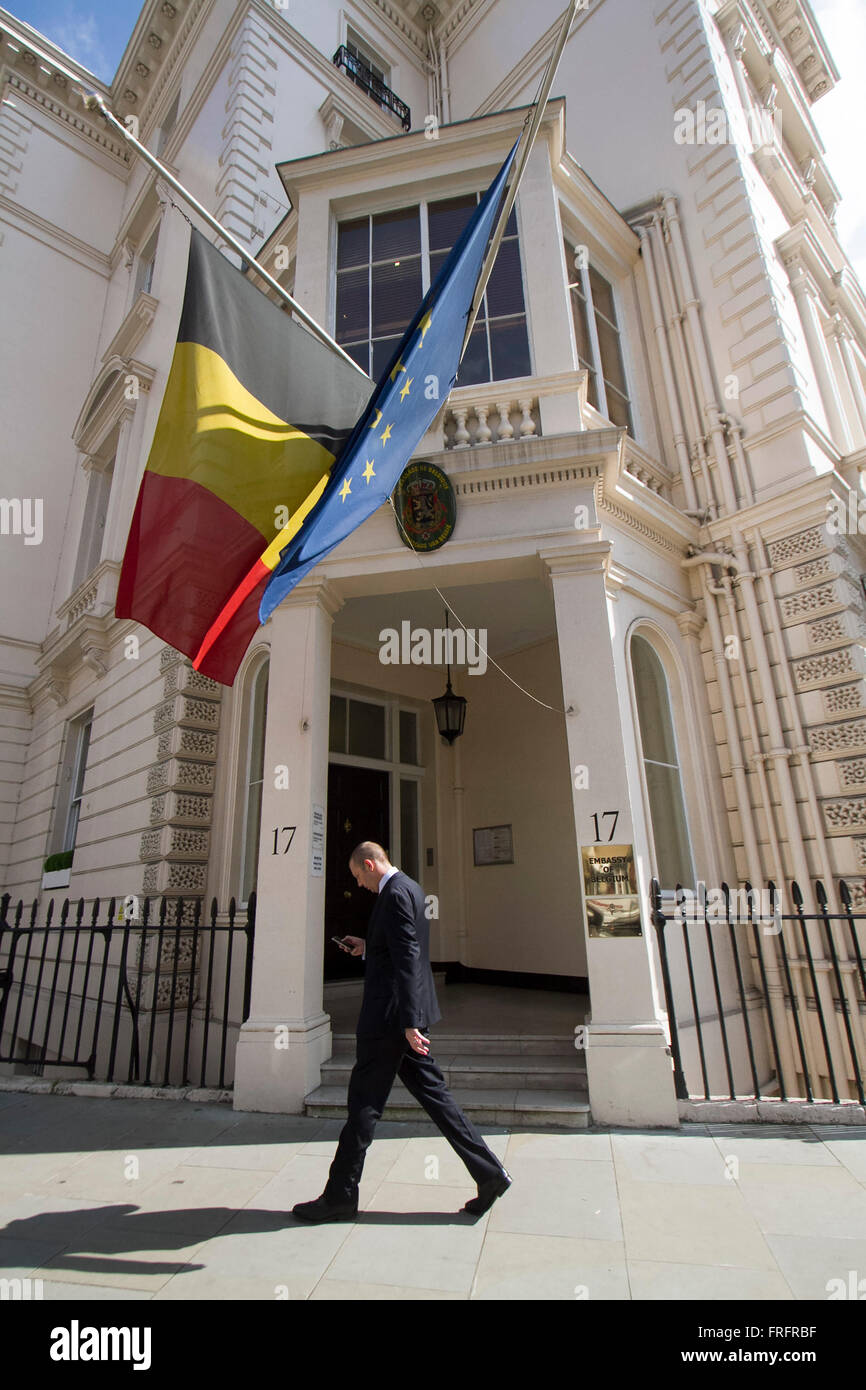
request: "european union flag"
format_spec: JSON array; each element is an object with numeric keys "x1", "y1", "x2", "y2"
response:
[{"x1": 257, "y1": 139, "x2": 519, "y2": 622}]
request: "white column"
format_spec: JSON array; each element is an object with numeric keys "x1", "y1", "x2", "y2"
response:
[
  {"x1": 545, "y1": 544, "x2": 679, "y2": 1127},
  {"x1": 788, "y1": 270, "x2": 853, "y2": 453},
  {"x1": 233, "y1": 576, "x2": 342, "y2": 1114}
]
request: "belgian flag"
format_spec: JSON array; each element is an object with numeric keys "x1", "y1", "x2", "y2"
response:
[{"x1": 115, "y1": 227, "x2": 372, "y2": 684}]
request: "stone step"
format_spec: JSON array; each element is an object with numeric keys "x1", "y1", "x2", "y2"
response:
[
  {"x1": 329, "y1": 1033, "x2": 578, "y2": 1058},
  {"x1": 304, "y1": 1083, "x2": 591, "y2": 1129},
  {"x1": 320, "y1": 1051, "x2": 586, "y2": 1091}
]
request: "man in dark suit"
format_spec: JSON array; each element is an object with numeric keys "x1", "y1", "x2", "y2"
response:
[{"x1": 292, "y1": 841, "x2": 511, "y2": 1223}]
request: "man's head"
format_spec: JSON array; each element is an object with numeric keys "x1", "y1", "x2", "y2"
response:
[{"x1": 349, "y1": 841, "x2": 391, "y2": 892}]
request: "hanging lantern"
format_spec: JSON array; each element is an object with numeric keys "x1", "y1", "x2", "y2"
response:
[{"x1": 431, "y1": 608, "x2": 466, "y2": 743}]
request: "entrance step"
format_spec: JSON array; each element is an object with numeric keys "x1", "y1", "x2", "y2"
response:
[{"x1": 305, "y1": 1032, "x2": 590, "y2": 1128}]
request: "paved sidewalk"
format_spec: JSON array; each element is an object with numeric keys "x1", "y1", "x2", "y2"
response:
[{"x1": 1, "y1": 1089, "x2": 865, "y2": 1299}]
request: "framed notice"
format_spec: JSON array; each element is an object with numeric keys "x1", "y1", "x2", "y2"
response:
[
  {"x1": 581, "y1": 843, "x2": 642, "y2": 937},
  {"x1": 473, "y1": 824, "x2": 514, "y2": 866},
  {"x1": 310, "y1": 804, "x2": 325, "y2": 876}
]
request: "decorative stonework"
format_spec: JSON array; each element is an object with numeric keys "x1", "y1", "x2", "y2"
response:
[
  {"x1": 822, "y1": 797, "x2": 866, "y2": 834},
  {"x1": 854, "y1": 840, "x2": 866, "y2": 871},
  {"x1": 793, "y1": 647, "x2": 859, "y2": 690},
  {"x1": 779, "y1": 577, "x2": 859, "y2": 623},
  {"x1": 824, "y1": 683, "x2": 866, "y2": 715},
  {"x1": 767, "y1": 526, "x2": 826, "y2": 568},
  {"x1": 805, "y1": 611, "x2": 866, "y2": 652},
  {"x1": 808, "y1": 718, "x2": 866, "y2": 757},
  {"x1": 139, "y1": 645, "x2": 222, "y2": 1009},
  {"x1": 838, "y1": 758, "x2": 866, "y2": 789}
]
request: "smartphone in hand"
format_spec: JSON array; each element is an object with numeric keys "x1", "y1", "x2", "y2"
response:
[{"x1": 331, "y1": 935, "x2": 350, "y2": 952}]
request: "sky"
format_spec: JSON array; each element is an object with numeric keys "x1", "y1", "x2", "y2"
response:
[{"x1": 4, "y1": 0, "x2": 866, "y2": 285}]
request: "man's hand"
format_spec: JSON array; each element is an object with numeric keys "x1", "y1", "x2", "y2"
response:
[
  {"x1": 339, "y1": 935, "x2": 365, "y2": 956},
  {"x1": 405, "y1": 1027, "x2": 430, "y2": 1055}
]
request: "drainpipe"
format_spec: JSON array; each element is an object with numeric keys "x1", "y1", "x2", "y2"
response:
[
  {"x1": 426, "y1": 23, "x2": 441, "y2": 125},
  {"x1": 637, "y1": 224, "x2": 698, "y2": 511},
  {"x1": 662, "y1": 193, "x2": 740, "y2": 515},
  {"x1": 438, "y1": 35, "x2": 451, "y2": 123}
]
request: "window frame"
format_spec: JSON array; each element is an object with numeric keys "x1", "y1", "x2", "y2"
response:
[
  {"x1": 627, "y1": 629, "x2": 695, "y2": 893},
  {"x1": 563, "y1": 231, "x2": 634, "y2": 434},
  {"x1": 237, "y1": 657, "x2": 270, "y2": 908},
  {"x1": 328, "y1": 686, "x2": 425, "y2": 878},
  {"x1": 332, "y1": 192, "x2": 532, "y2": 384},
  {"x1": 53, "y1": 708, "x2": 94, "y2": 858}
]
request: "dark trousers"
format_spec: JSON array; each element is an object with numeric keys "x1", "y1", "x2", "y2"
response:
[{"x1": 324, "y1": 1030, "x2": 503, "y2": 1203}]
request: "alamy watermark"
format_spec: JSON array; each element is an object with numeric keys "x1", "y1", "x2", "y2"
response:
[{"x1": 379, "y1": 621, "x2": 487, "y2": 675}]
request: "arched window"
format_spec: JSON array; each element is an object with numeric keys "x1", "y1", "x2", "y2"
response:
[
  {"x1": 630, "y1": 633, "x2": 694, "y2": 889},
  {"x1": 238, "y1": 659, "x2": 269, "y2": 904}
]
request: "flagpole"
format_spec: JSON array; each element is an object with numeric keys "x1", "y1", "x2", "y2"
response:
[
  {"x1": 460, "y1": 0, "x2": 579, "y2": 359},
  {"x1": 77, "y1": 93, "x2": 369, "y2": 378}
]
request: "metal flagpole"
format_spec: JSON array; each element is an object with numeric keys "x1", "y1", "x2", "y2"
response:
[
  {"x1": 80, "y1": 92, "x2": 369, "y2": 377},
  {"x1": 460, "y1": 0, "x2": 580, "y2": 359},
  {"x1": 0, "y1": 30, "x2": 366, "y2": 376}
]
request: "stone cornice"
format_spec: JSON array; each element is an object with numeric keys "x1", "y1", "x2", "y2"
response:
[
  {"x1": 275, "y1": 98, "x2": 564, "y2": 207},
  {"x1": 0, "y1": 192, "x2": 112, "y2": 276},
  {"x1": 0, "y1": 69, "x2": 128, "y2": 166}
]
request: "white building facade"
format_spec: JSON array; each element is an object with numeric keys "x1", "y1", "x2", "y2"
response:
[{"x1": 1, "y1": 0, "x2": 865, "y2": 1124}]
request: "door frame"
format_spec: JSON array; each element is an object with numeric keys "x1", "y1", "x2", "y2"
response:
[{"x1": 328, "y1": 684, "x2": 425, "y2": 876}]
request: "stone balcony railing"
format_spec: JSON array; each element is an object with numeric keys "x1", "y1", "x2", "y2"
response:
[
  {"x1": 57, "y1": 560, "x2": 121, "y2": 631},
  {"x1": 435, "y1": 369, "x2": 587, "y2": 451}
]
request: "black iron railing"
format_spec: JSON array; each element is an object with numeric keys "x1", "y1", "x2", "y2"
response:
[
  {"x1": 332, "y1": 45, "x2": 411, "y2": 130},
  {"x1": 0, "y1": 892, "x2": 255, "y2": 1091},
  {"x1": 649, "y1": 879, "x2": 866, "y2": 1105}
]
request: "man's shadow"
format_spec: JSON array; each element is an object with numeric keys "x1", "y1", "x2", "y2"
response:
[{"x1": 1, "y1": 1202, "x2": 481, "y2": 1276}]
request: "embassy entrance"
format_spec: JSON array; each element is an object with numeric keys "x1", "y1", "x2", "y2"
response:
[{"x1": 324, "y1": 690, "x2": 423, "y2": 980}]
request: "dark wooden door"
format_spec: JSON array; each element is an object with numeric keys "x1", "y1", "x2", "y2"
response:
[{"x1": 325, "y1": 763, "x2": 390, "y2": 980}]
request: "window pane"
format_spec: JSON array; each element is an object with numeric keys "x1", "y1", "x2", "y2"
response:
[
  {"x1": 242, "y1": 779, "x2": 263, "y2": 902},
  {"x1": 455, "y1": 322, "x2": 488, "y2": 385},
  {"x1": 344, "y1": 340, "x2": 370, "y2": 373},
  {"x1": 631, "y1": 635, "x2": 677, "y2": 764},
  {"x1": 372, "y1": 335, "x2": 403, "y2": 379},
  {"x1": 335, "y1": 266, "x2": 368, "y2": 343},
  {"x1": 595, "y1": 316, "x2": 628, "y2": 395},
  {"x1": 489, "y1": 316, "x2": 530, "y2": 382},
  {"x1": 485, "y1": 238, "x2": 524, "y2": 318},
  {"x1": 400, "y1": 778, "x2": 419, "y2": 882},
  {"x1": 337, "y1": 217, "x2": 369, "y2": 270},
  {"x1": 570, "y1": 286, "x2": 593, "y2": 368},
  {"x1": 329, "y1": 695, "x2": 347, "y2": 753},
  {"x1": 348, "y1": 699, "x2": 385, "y2": 758},
  {"x1": 605, "y1": 386, "x2": 632, "y2": 432},
  {"x1": 399, "y1": 710, "x2": 418, "y2": 765},
  {"x1": 371, "y1": 257, "x2": 422, "y2": 337},
  {"x1": 372, "y1": 206, "x2": 420, "y2": 261},
  {"x1": 644, "y1": 761, "x2": 693, "y2": 888},
  {"x1": 429, "y1": 247, "x2": 450, "y2": 289},
  {"x1": 249, "y1": 668, "x2": 268, "y2": 782},
  {"x1": 588, "y1": 265, "x2": 616, "y2": 323},
  {"x1": 428, "y1": 193, "x2": 476, "y2": 251}
]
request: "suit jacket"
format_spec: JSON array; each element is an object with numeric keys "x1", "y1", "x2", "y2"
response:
[{"x1": 356, "y1": 870, "x2": 442, "y2": 1038}]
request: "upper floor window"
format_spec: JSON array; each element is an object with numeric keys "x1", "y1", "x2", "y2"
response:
[
  {"x1": 155, "y1": 90, "x2": 180, "y2": 157},
  {"x1": 630, "y1": 634, "x2": 693, "y2": 890},
  {"x1": 346, "y1": 28, "x2": 389, "y2": 87},
  {"x1": 564, "y1": 236, "x2": 633, "y2": 433},
  {"x1": 134, "y1": 227, "x2": 159, "y2": 299},
  {"x1": 71, "y1": 459, "x2": 113, "y2": 593},
  {"x1": 336, "y1": 194, "x2": 530, "y2": 384}
]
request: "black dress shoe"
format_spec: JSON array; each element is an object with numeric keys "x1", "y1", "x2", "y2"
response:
[
  {"x1": 291, "y1": 1194, "x2": 358, "y2": 1223},
  {"x1": 461, "y1": 1166, "x2": 512, "y2": 1215}
]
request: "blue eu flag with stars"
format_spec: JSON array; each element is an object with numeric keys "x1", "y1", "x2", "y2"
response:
[{"x1": 258, "y1": 139, "x2": 520, "y2": 623}]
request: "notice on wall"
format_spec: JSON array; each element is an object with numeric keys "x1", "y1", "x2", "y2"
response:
[
  {"x1": 582, "y1": 843, "x2": 642, "y2": 937},
  {"x1": 473, "y1": 824, "x2": 514, "y2": 866},
  {"x1": 311, "y1": 804, "x2": 325, "y2": 876}
]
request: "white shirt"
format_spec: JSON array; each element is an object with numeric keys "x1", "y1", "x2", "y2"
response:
[{"x1": 362, "y1": 865, "x2": 399, "y2": 959}]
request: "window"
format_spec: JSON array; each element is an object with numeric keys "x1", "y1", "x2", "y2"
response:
[
  {"x1": 565, "y1": 236, "x2": 633, "y2": 432},
  {"x1": 346, "y1": 28, "x2": 389, "y2": 87},
  {"x1": 631, "y1": 634, "x2": 694, "y2": 890},
  {"x1": 336, "y1": 195, "x2": 530, "y2": 383},
  {"x1": 71, "y1": 460, "x2": 113, "y2": 592},
  {"x1": 239, "y1": 660, "x2": 269, "y2": 903},
  {"x1": 62, "y1": 711, "x2": 93, "y2": 854},
  {"x1": 134, "y1": 228, "x2": 159, "y2": 299},
  {"x1": 329, "y1": 694, "x2": 386, "y2": 760}
]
